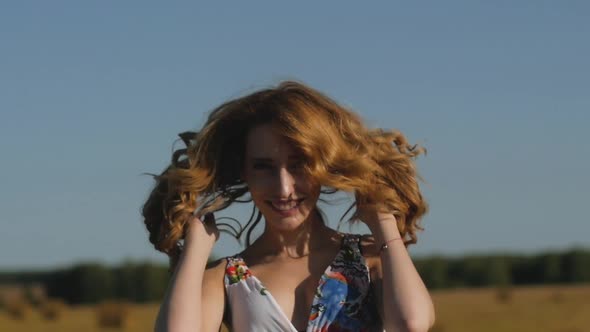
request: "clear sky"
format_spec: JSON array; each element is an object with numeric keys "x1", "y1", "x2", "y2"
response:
[{"x1": 1, "y1": 1, "x2": 589, "y2": 269}]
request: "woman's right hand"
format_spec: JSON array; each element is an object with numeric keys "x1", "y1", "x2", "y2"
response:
[{"x1": 184, "y1": 213, "x2": 219, "y2": 250}]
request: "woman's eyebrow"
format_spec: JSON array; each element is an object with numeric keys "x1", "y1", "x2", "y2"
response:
[
  {"x1": 250, "y1": 157, "x2": 273, "y2": 162},
  {"x1": 249, "y1": 156, "x2": 302, "y2": 162}
]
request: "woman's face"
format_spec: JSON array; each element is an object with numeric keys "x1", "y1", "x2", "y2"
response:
[{"x1": 243, "y1": 123, "x2": 320, "y2": 232}]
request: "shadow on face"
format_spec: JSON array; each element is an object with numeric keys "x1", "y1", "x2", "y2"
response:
[{"x1": 242, "y1": 123, "x2": 321, "y2": 232}]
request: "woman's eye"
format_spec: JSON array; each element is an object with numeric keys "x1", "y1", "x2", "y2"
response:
[
  {"x1": 289, "y1": 162, "x2": 305, "y2": 171},
  {"x1": 253, "y1": 163, "x2": 272, "y2": 170}
]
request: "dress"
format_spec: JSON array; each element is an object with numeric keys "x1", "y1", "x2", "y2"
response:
[{"x1": 224, "y1": 234, "x2": 382, "y2": 332}]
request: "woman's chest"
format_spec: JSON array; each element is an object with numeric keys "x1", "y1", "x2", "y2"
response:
[{"x1": 250, "y1": 259, "x2": 327, "y2": 330}]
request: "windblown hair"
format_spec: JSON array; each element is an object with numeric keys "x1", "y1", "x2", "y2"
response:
[{"x1": 142, "y1": 81, "x2": 428, "y2": 269}]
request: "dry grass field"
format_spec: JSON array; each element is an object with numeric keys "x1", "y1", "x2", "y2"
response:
[
  {"x1": 430, "y1": 284, "x2": 590, "y2": 332},
  {"x1": 1, "y1": 285, "x2": 588, "y2": 332}
]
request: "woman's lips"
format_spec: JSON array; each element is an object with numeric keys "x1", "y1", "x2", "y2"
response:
[{"x1": 267, "y1": 199, "x2": 304, "y2": 217}]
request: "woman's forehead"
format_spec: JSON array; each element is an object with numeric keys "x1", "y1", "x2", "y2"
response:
[{"x1": 245, "y1": 123, "x2": 299, "y2": 159}]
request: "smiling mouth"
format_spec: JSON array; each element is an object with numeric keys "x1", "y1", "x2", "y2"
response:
[{"x1": 267, "y1": 199, "x2": 305, "y2": 213}]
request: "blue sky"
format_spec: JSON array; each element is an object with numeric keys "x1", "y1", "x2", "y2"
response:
[{"x1": 1, "y1": 1, "x2": 589, "y2": 269}]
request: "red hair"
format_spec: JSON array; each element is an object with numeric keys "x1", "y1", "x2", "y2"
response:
[{"x1": 142, "y1": 81, "x2": 428, "y2": 269}]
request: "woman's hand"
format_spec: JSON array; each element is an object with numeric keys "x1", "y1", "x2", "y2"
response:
[
  {"x1": 355, "y1": 193, "x2": 401, "y2": 242},
  {"x1": 357, "y1": 203, "x2": 393, "y2": 226},
  {"x1": 355, "y1": 189, "x2": 397, "y2": 225},
  {"x1": 184, "y1": 213, "x2": 219, "y2": 250}
]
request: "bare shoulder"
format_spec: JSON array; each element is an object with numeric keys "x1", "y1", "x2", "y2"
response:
[
  {"x1": 359, "y1": 234, "x2": 381, "y2": 272},
  {"x1": 203, "y1": 257, "x2": 227, "y2": 285}
]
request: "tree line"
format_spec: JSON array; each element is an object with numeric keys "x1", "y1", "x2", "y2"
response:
[
  {"x1": 415, "y1": 248, "x2": 590, "y2": 289},
  {"x1": 1, "y1": 248, "x2": 589, "y2": 304}
]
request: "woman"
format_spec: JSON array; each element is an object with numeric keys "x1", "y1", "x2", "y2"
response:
[{"x1": 143, "y1": 81, "x2": 435, "y2": 331}]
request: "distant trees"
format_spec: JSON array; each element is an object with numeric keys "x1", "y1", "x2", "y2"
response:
[
  {"x1": 415, "y1": 255, "x2": 512, "y2": 288},
  {"x1": 415, "y1": 256, "x2": 448, "y2": 289},
  {"x1": 415, "y1": 248, "x2": 590, "y2": 289},
  {"x1": 1, "y1": 248, "x2": 589, "y2": 304},
  {"x1": 11, "y1": 261, "x2": 170, "y2": 305},
  {"x1": 113, "y1": 261, "x2": 169, "y2": 302}
]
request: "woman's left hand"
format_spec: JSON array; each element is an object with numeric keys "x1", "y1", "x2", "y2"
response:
[{"x1": 356, "y1": 201, "x2": 401, "y2": 238}]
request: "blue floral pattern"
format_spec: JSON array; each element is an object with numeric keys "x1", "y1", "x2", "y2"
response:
[
  {"x1": 224, "y1": 234, "x2": 381, "y2": 332},
  {"x1": 307, "y1": 234, "x2": 380, "y2": 332}
]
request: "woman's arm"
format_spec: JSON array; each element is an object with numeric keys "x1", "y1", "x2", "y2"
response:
[
  {"x1": 365, "y1": 213, "x2": 435, "y2": 332},
  {"x1": 154, "y1": 215, "x2": 225, "y2": 332}
]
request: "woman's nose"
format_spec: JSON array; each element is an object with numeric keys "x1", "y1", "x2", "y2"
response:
[{"x1": 276, "y1": 167, "x2": 295, "y2": 198}]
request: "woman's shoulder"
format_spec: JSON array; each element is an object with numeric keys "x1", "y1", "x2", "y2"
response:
[
  {"x1": 204, "y1": 258, "x2": 228, "y2": 282},
  {"x1": 357, "y1": 234, "x2": 381, "y2": 270},
  {"x1": 206, "y1": 254, "x2": 248, "y2": 273},
  {"x1": 337, "y1": 232, "x2": 379, "y2": 257}
]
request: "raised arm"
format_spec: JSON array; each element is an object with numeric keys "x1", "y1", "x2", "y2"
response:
[
  {"x1": 364, "y1": 212, "x2": 435, "y2": 332},
  {"x1": 154, "y1": 214, "x2": 225, "y2": 332}
]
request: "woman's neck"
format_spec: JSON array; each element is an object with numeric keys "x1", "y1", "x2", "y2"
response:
[{"x1": 254, "y1": 210, "x2": 337, "y2": 260}]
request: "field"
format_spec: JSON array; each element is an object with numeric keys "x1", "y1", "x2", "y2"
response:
[
  {"x1": 430, "y1": 285, "x2": 589, "y2": 332},
  {"x1": 1, "y1": 285, "x2": 589, "y2": 332}
]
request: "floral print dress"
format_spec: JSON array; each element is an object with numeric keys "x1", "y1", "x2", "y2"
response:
[{"x1": 224, "y1": 234, "x2": 382, "y2": 332}]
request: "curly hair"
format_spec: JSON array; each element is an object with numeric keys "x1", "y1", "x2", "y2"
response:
[{"x1": 142, "y1": 81, "x2": 428, "y2": 269}]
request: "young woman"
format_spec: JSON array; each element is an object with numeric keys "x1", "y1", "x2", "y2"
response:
[{"x1": 143, "y1": 81, "x2": 435, "y2": 332}]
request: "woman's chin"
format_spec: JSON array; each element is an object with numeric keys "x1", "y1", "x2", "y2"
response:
[
  {"x1": 259, "y1": 203, "x2": 317, "y2": 232},
  {"x1": 267, "y1": 216, "x2": 306, "y2": 231}
]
